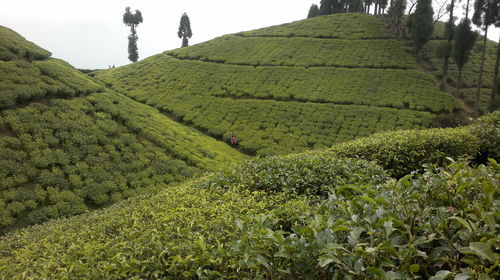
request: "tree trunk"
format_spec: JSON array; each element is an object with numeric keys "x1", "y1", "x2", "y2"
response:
[
  {"x1": 374, "y1": 4, "x2": 378, "y2": 15},
  {"x1": 441, "y1": 0, "x2": 455, "y2": 90},
  {"x1": 367, "y1": 5, "x2": 370, "y2": 14},
  {"x1": 465, "y1": 0, "x2": 470, "y2": 19},
  {"x1": 475, "y1": 26, "x2": 489, "y2": 116},
  {"x1": 456, "y1": 67, "x2": 463, "y2": 96},
  {"x1": 490, "y1": 35, "x2": 500, "y2": 111}
]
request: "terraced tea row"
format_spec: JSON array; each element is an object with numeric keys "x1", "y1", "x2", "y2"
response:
[
  {"x1": 237, "y1": 12, "x2": 391, "y2": 39},
  {"x1": 167, "y1": 35, "x2": 416, "y2": 69},
  {"x1": 98, "y1": 55, "x2": 459, "y2": 113}
]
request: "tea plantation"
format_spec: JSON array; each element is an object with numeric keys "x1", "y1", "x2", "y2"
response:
[
  {"x1": 0, "y1": 113, "x2": 497, "y2": 279},
  {"x1": 1, "y1": 11, "x2": 499, "y2": 279},
  {"x1": 96, "y1": 13, "x2": 461, "y2": 156},
  {"x1": 0, "y1": 26, "x2": 247, "y2": 231}
]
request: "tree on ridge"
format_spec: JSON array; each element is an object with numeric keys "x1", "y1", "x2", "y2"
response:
[
  {"x1": 123, "y1": 7, "x2": 143, "y2": 63},
  {"x1": 308, "y1": 4, "x2": 320, "y2": 18},
  {"x1": 178, "y1": 13, "x2": 193, "y2": 48}
]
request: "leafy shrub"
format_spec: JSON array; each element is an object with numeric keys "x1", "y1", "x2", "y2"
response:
[
  {"x1": 0, "y1": 26, "x2": 51, "y2": 61},
  {"x1": 168, "y1": 35, "x2": 416, "y2": 69},
  {"x1": 226, "y1": 159, "x2": 500, "y2": 279},
  {"x1": 329, "y1": 127, "x2": 481, "y2": 177},
  {"x1": 470, "y1": 111, "x2": 500, "y2": 161},
  {"x1": 204, "y1": 154, "x2": 388, "y2": 195},
  {"x1": 0, "y1": 91, "x2": 247, "y2": 232},
  {"x1": 239, "y1": 13, "x2": 390, "y2": 39},
  {"x1": 0, "y1": 159, "x2": 497, "y2": 279}
]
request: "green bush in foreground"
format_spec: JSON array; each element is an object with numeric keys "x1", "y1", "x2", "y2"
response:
[
  {"x1": 329, "y1": 127, "x2": 481, "y2": 177},
  {"x1": 0, "y1": 158, "x2": 497, "y2": 279},
  {"x1": 204, "y1": 153, "x2": 388, "y2": 195},
  {"x1": 227, "y1": 159, "x2": 499, "y2": 279}
]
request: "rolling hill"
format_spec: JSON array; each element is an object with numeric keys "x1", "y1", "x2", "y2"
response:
[
  {"x1": 0, "y1": 12, "x2": 499, "y2": 279},
  {"x1": 0, "y1": 26, "x2": 247, "y2": 231},
  {"x1": 95, "y1": 13, "x2": 462, "y2": 156}
]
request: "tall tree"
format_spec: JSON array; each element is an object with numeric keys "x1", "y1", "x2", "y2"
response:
[
  {"x1": 364, "y1": 0, "x2": 374, "y2": 13},
  {"x1": 472, "y1": 0, "x2": 498, "y2": 114},
  {"x1": 452, "y1": 18, "x2": 477, "y2": 96},
  {"x1": 489, "y1": 0, "x2": 499, "y2": 111},
  {"x1": 387, "y1": 0, "x2": 407, "y2": 37},
  {"x1": 123, "y1": 7, "x2": 143, "y2": 63},
  {"x1": 409, "y1": 0, "x2": 434, "y2": 60},
  {"x1": 320, "y1": 0, "x2": 333, "y2": 14},
  {"x1": 440, "y1": 0, "x2": 456, "y2": 90},
  {"x1": 492, "y1": 34, "x2": 500, "y2": 111},
  {"x1": 308, "y1": 4, "x2": 320, "y2": 18},
  {"x1": 178, "y1": 13, "x2": 193, "y2": 48}
]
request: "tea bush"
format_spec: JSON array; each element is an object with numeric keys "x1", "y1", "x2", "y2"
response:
[
  {"x1": 168, "y1": 35, "x2": 416, "y2": 69},
  {"x1": 203, "y1": 153, "x2": 388, "y2": 195},
  {"x1": 328, "y1": 112, "x2": 499, "y2": 177},
  {"x1": 239, "y1": 13, "x2": 390, "y2": 39},
  {"x1": 0, "y1": 157, "x2": 497, "y2": 279},
  {"x1": 96, "y1": 55, "x2": 460, "y2": 113},
  {"x1": 0, "y1": 26, "x2": 51, "y2": 61},
  {"x1": 95, "y1": 12, "x2": 462, "y2": 156},
  {"x1": 329, "y1": 127, "x2": 481, "y2": 177},
  {"x1": 225, "y1": 159, "x2": 499, "y2": 279}
]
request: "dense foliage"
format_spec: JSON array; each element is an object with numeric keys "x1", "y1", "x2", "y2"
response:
[
  {"x1": 0, "y1": 26, "x2": 104, "y2": 109},
  {"x1": 240, "y1": 13, "x2": 390, "y2": 39},
  {"x1": 203, "y1": 153, "x2": 388, "y2": 195},
  {"x1": 167, "y1": 35, "x2": 416, "y2": 69},
  {"x1": 0, "y1": 90, "x2": 246, "y2": 231},
  {"x1": 0, "y1": 130, "x2": 497, "y2": 278},
  {"x1": 0, "y1": 26, "x2": 51, "y2": 61},
  {"x1": 0, "y1": 26, "x2": 247, "y2": 231},
  {"x1": 329, "y1": 127, "x2": 481, "y2": 177}
]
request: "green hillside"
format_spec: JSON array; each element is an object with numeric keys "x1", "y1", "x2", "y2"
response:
[
  {"x1": 0, "y1": 26, "x2": 247, "y2": 231},
  {"x1": 96, "y1": 13, "x2": 462, "y2": 156},
  {"x1": 1, "y1": 114, "x2": 497, "y2": 279},
  {"x1": 425, "y1": 22, "x2": 498, "y2": 113}
]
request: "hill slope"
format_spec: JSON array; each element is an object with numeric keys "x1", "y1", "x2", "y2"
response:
[
  {"x1": 0, "y1": 26, "x2": 247, "y2": 231},
  {"x1": 1, "y1": 114, "x2": 497, "y2": 279},
  {"x1": 95, "y1": 13, "x2": 462, "y2": 156}
]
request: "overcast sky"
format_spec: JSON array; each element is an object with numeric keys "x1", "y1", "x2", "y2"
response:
[{"x1": 1, "y1": 0, "x2": 498, "y2": 69}]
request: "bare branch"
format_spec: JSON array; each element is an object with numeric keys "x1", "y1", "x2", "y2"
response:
[{"x1": 433, "y1": 0, "x2": 450, "y2": 24}]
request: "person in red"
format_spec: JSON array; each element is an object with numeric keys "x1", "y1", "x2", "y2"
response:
[{"x1": 230, "y1": 135, "x2": 238, "y2": 145}]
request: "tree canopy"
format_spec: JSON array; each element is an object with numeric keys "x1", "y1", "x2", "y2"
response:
[
  {"x1": 178, "y1": 13, "x2": 193, "y2": 48},
  {"x1": 409, "y1": 0, "x2": 434, "y2": 59},
  {"x1": 308, "y1": 4, "x2": 320, "y2": 18},
  {"x1": 123, "y1": 7, "x2": 143, "y2": 62}
]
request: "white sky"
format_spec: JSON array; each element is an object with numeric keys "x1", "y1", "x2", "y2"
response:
[{"x1": 1, "y1": 0, "x2": 498, "y2": 69}]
